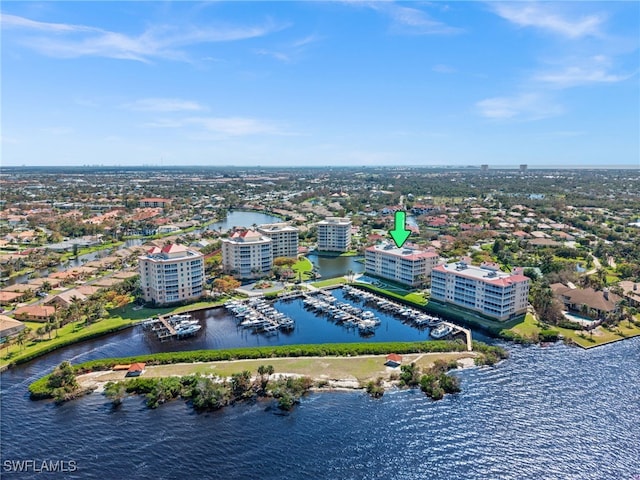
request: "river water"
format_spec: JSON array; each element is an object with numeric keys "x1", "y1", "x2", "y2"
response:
[
  {"x1": 1, "y1": 293, "x2": 639, "y2": 479},
  {"x1": 207, "y1": 210, "x2": 283, "y2": 233}
]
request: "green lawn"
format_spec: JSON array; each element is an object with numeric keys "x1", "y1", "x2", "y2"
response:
[
  {"x1": 87, "y1": 352, "x2": 475, "y2": 384},
  {"x1": 505, "y1": 311, "x2": 640, "y2": 348},
  {"x1": 1, "y1": 317, "x2": 137, "y2": 369},
  {"x1": 508, "y1": 313, "x2": 542, "y2": 338},
  {"x1": 292, "y1": 256, "x2": 314, "y2": 281},
  {"x1": 311, "y1": 277, "x2": 347, "y2": 288},
  {"x1": 354, "y1": 282, "x2": 428, "y2": 305}
]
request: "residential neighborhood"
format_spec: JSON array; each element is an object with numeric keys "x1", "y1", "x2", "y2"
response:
[{"x1": 1, "y1": 166, "x2": 638, "y2": 351}]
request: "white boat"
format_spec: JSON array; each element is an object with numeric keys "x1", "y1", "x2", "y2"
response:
[
  {"x1": 430, "y1": 324, "x2": 452, "y2": 339},
  {"x1": 176, "y1": 324, "x2": 202, "y2": 336}
]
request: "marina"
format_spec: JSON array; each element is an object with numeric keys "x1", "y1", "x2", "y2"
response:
[{"x1": 141, "y1": 285, "x2": 472, "y2": 348}]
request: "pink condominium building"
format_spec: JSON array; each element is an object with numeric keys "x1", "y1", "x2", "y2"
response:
[
  {"x1": 139, "y1": 244, "x2": 204, "y2": 305},
  {"x1": 430, "y1": 261, "x2": 530, "y2": 321},
  {"x1": 365, "y1": 243, "x2": 440, "y2": 287}
]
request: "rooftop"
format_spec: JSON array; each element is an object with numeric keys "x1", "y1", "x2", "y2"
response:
[
  {"x1": 366, "y1": 243, "x2": 438, "y2": 261},
  {"x1": 433, "y1": 262, "x2": 529, "y2": 285},
  {"x1": 317, "y1": 217, "x2": 351, "y2": 226}
]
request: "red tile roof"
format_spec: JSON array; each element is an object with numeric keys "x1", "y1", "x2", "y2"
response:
[
  {"x1": 128, "y1": 362, "x2": 146, "y2": 372},
  {"x1": 386, "y1": 353, "x2": 403, "y2": 363}
]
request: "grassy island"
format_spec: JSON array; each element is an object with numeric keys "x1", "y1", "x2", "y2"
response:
[{"x1": 28, "y1": 341, "x2": 508, "y2": 406}]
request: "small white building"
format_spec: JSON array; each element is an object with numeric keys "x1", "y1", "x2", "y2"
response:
[
  {"x1": 222, "y1": 230, "x2": 273, "y2": 279},
  {"x1": 365, "y1": 243, "x2": 440, "y2": 287},
  {"x1": 138, "y1": 244, "x2": 204, "y2": 305},
  {"x1": 430, "y1": 261, "x2": 530, "y2": 321}
]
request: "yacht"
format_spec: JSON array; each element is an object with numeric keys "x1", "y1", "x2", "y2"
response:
[{"x1": 430, "y1": 324, "x2": 453, "y2": 339}]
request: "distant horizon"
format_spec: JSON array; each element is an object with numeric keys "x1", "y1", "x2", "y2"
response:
[{"x1": 2, "y1": 163, "x2": 638, "y2": 170}]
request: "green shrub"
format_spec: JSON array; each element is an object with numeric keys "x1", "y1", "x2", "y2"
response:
[{"x1": 538, "y1": 329, "x2": 560, "y2": 342}]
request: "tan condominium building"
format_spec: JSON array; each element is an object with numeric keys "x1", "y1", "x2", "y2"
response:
[
  {"x1": 317, "y1": 217, "x2": 351, "y2": 252},
  {"x1": 222, "y1": 230, "x2": 273, "y2": 279},
  {"x1": 365, "y1": 243, "x2": 440, "y2": 287},
  {"x1": 430, "y1": 261, "x2": 530, "y2": 321},
  {"x1": 257, "y1": 223, "x2": 299, "y2": 258},
  {"x1": 138, "y1": 244, "x2": 204, "y2": 305}
]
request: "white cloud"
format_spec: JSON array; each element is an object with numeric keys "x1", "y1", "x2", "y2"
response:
[
  {"x1": 1, "y1": 13, "x2": 287, "y2": 62},
  {"x1": 1, "y1": 13, "x2": 101, "y2": 33},
  {"x1": 188, "y1": 117, "x2": 282, "y2": 136},
  {"x1": 476, "y1": 93, "x2": 564, "y2": 120},
  {"x1": 533, "y1": 56, "x2": 635, "y2": 88},
  {"x1": 492, "y1": 3, "x2": 604, "y2": 39},
  {"x1": 254, "y1": 49, "x2": 292, "y2": 63},
  {"x1": 432, "y1": 64, "x2": 456, "y2": 74},
  {"x1": 254, "y1": 33, "x2": 322, "y2": 63},
  {"x1": 123, "y1": 98, "x2": 206, "y2": 112},
  {"x1": 353, "y1": 2, "x2": 462, "y2": 35},
  {"x1": 146, "y1": 116, "x2": 289, "y2": 136}
]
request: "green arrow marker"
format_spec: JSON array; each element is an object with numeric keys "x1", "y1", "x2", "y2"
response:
[{"x1": 389, "y1": 211, "x2": 411, "y2": 248}]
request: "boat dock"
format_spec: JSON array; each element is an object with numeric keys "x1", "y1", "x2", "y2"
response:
[
  {"x1": 344, "y1": 285, "x2": 473, "y2": 350},
  {"x1": 442, "y1": 322, "x2": 473, "y2": 351},
  {"x1": 225, "y1": 298, "x2": 295, "y2": 334},
  {"x1": 142, "y1": 314, "x2": 202, "y2": 341},
  {"x1": 302, "y1": 291, "x2": 380, "y2": 334}
]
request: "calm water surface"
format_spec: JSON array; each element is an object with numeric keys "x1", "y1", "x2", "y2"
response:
[
  {"x1": 308, "y1": 254, "x2": 365, "y2": 278},
  {"x1": 207, "y1": 210, "x2": 282, "y2": 233},
  {"x1": 1, "y1": 290, "x2": 639, "y2": 479}
]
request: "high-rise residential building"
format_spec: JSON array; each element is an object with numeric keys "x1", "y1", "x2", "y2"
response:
[
  {"x1": 138, "y1": 244, "x2": 204, "y2": 305},
  {"x1": 221, "y1": 230, "x2": 273, "y2": 279},
  {"x1": 365, "y1": 243, "x2": 440, "y2": 287},
  {"x1": 317, "y1": 217, "x2": 351, "y2": 252},
  {"x1": 430, "y1": 261, "x2": 530, "y2": 321},
  {"x1": 257, "y1": 223, "x2": 299, "y2": 259}
]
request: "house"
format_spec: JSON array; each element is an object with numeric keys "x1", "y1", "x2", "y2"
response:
[
  {"x1": 618, "y1": 281, "x2": 640, "y2": 308},
  {"x1": 0, "y1": 315, "x2": 26, "y2": 341},
  {"x1": 45, "y1": 290, "x2": 87, "y2": 309},
  {"x1": 126, "y1": 362, "x2": 146, "y2": 377},
  {"x1": 0, "y1": 291, "x2": 25, "y2": 306},
  {"x1": 14, "y1": 305, "x2": 56, "y2": 322},
  {"x1": 385, "y1": 353, "x2": 403, "y2": 368},
  {"x1": 551, "y1": 284, "x2": 621, "y2": 317}
]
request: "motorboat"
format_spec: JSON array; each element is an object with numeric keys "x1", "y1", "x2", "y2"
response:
[{"x1": 430, "y1": 324, "x2": 453, "y2": 339}]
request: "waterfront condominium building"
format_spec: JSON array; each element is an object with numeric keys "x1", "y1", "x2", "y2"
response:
[
  {"x1": 138, "y1": 244, "x2": 204, "y2": 305},
  {"x1": 257, "y1": 223, "x2": 299, "y2": 259},
  {"x1": 365, "y1": 243, "x2": 440, "y2": 287},
  {"x1": 316, "y1": 217, "x2": 352, "y2": 252},
  {"x1": 430, "y1": 261, "x2": 530, "y2": 321},
  {"x1": 221, "y1": 230, "x2": 273, "y2": 279}
]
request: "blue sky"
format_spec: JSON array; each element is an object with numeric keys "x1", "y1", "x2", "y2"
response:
[{"x1": 2, "y1": 1, "x2": 639, "y2": 167}]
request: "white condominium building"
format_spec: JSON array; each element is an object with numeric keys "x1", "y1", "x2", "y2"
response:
[
  {"x1": 317, "y1": 217, "x2": 351, "y2": 252},
  {"x1": 139, "y1": 244, "x2": 204, "y2": 305},
  {"x1": 222, "y1": 230, "x2": 273, "y2": 279},
  {"x1": 430, "y1": 261, "x2": 530, "y2": 321},
  {"x1": 257, "y1": 223, "x2": 299, "y2": 259},
  {"x1": 365, "y1": 243, "x2": 439, "y2": 287}
]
